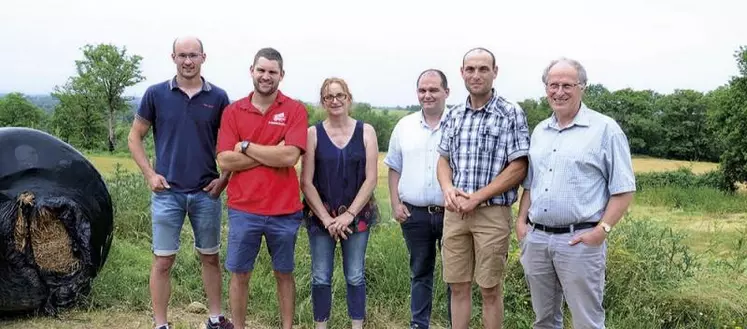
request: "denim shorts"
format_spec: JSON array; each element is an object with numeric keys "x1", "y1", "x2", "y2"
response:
[
  {"x1": 151, "y1": 190, "x2": 222, "y2": 256},
  {"x1": 225, "y1": 208, "x2": 303, "y2": 273}
]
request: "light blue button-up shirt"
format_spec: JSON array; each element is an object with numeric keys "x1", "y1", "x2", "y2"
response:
[
  {"x1": 523, "y1": 103, "x2": 636, "y2": 226},
  {"x1": 384, "y1": 108, "x2": 449, "y2": 207}
]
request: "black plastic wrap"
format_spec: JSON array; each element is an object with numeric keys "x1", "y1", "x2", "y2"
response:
[{"x1": 0, "y1": 127, "x2": 114, "y2": 316}]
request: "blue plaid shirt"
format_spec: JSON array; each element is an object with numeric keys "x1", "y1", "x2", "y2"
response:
[{"x1": 437, "y1": 90, "x2": 531, "y2": 206}]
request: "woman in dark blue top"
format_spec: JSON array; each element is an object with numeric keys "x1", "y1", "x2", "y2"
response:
[{"x1": 301, "y1": 77, "x2": 379, "y2": 329}]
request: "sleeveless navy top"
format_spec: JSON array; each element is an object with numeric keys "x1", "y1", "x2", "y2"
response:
[{"x1": 302, "y1": 120, "x2": 377, "y2": 234}]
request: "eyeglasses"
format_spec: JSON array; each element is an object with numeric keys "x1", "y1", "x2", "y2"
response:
[
  {"x1": 175, "y1": 53, "x2": 203, "y2": 62},
  {"x1": 323, "y1": 93, "x2": 349, "y2": 102},
  {"x1": 546, "y1": 82, "x2": 582, "y2": 92}
]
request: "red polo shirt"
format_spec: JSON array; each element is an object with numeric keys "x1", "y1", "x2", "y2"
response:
[{"x1": 217, "y1": 90, "x2": 308, "y2": 216}]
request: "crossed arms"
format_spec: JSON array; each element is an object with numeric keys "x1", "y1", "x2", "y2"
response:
[{"x1": 216, "y1": 140, "x2": 301, "y2": 172}]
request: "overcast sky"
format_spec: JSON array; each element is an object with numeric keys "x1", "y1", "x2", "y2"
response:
[{"x1": 1, "y1": 0, "x2": 745, "y2": 107}]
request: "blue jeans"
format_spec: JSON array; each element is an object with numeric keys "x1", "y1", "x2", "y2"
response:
[
  {"x1": 401, "y1": 203, "x2": 451, "y2": 329},
  {"x1": 308, "y1": 228, "x2": 370, "y2": 322},
  {"x1": 225, "y1": 208, "x2": 303, "y2": 273},
  {"x1": 151, "y1": 190, "x2": 222, "y2": 256}
]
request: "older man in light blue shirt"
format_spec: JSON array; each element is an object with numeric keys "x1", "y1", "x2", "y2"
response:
[
  {"x1": 384, "y1": 69, "x2": 452, "y2": 329},
  {"x1": 516, "y1": 58, "x2": 636, "y2": 329}
]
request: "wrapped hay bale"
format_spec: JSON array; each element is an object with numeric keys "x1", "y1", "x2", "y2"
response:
[{"x1": 0, "y1": 127, "x2": 114, "y2": 316}]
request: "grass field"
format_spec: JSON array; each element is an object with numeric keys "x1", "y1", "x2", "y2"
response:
[
  {"x1": 3, "y1": 153, "x2": 746, "y2": 329},
  {"x1": 85, "y1": 153, "x2": 722, "y2": 177}
]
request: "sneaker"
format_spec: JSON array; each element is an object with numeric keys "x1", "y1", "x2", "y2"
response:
[{"x1": 206, "y1": 315, "x2": 234, "y2": 329}]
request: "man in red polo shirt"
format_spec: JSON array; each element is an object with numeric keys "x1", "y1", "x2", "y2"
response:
[{"x1": 216, "y1": 47, "x2": 308, "y2": 329}]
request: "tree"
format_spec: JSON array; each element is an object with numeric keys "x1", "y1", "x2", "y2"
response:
[
  {"x1": 73, "y1": 44, "x2": 144, "y2": 152},
  {"x1": 50, "y1": 79, "x2": 107, "y2": 150},
  {"x1": 594, "y1": 88, "x2": 662, "y2": 156},
  {"x1": 710, "y1": 46, "x2": 747, "y2": 191},
  {"x1": 582, "y1": 83, "x2": 611, "y2": 111},
  {"x1": 655, "y1": 90, "x2": 710, "y2": 161},
  {"x1": 518, "y1": 98, "x2": 551, "y2": 133},
  {"x1": 0, "y1": 92, "x2": 47, "y2": 130}
]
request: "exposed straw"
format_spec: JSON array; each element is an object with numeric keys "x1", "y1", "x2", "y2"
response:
[
  {"x1": 14, "y1": 192, "x2": 35, "y2": 251},
  {"x1": 30, "y1": 207, "x2": 80, "y2": 274}
]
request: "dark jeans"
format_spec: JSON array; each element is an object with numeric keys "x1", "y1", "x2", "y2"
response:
[{"x1": 401, "y1": 203, "x2": 452, "y2": 329}]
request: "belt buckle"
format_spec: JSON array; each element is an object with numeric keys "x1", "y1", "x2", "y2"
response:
[{"x1": 427, "y1": 205, "x2": 442, "y2": 214}]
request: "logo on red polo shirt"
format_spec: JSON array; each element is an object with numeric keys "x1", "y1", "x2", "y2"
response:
[{"x1": 269, "y1": 112, "x2": 286, "y2": 126}]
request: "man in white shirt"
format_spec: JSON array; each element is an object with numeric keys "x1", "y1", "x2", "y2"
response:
[{"x1": 384, "y1": 69, "x2": 452, "y2": 329}]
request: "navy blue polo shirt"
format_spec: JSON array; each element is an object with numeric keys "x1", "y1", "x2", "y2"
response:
[{"x1": 136, "y1": 76, "x2": 231, "y2": 193}]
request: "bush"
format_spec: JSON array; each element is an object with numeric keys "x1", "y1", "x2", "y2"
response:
[{"x1": 635, "y1": 167, "x2": 735, "y2": 192}]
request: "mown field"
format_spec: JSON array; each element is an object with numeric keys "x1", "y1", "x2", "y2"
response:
[{"x1": 2, "y1": 153, "x2": 746, "y2": 329}]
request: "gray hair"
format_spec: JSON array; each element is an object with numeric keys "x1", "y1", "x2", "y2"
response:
[{"x1": 541, "y1": 57, "x2": 588, "y2": 87}]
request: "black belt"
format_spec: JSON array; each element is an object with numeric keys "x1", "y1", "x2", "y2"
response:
[
  {"x1": 527, "y1": 218, "x2": 598, "y2": 234},
  {"x1": 404, "y1": 202, "x2": 444, "y2": 214}
]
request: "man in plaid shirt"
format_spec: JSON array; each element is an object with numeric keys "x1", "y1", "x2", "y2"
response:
[{"x1": 436, "y1": 47, "x2": 530, "y2": 329}]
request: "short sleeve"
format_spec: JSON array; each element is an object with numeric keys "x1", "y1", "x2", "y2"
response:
[
  {"x1": 506, "y1": 104, "x2": 530, "y2": 162},
  {"x1": 437, "y1": 111, "x2": 454, "y2": 157},
  {"x1": 522, "y1": 155, "x2": 534, "y2": 190},
  {"x1": 284, "y1": 103, "x2": 309, "y2": 154},
  {"x1": 216, "y1": 104, "x2": 240, "y2": 154},
  {"x1": 383, "y1": 120, "x2": 403, "y2": 173},
  {"x1": 136, "y1": 86, "x2": 156, "y2": 123},
  {"x1": 604, "y1": 131, "x2": 637, "y2": 195},
  {"x1": 216, "y1": 91, "x2": 231, "y2": 126}
]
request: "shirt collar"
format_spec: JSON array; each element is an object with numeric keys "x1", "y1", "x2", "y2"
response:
[
  {"x1": 169, "y1": 76, "x2": 212, "y2": 92},
  {"x1": 239, "y1": 90, "x2": 287, "y2": 112},
  {"x1": 465, "y1": 88, "x2": 500, "y2": 114},
  {"x1": 546, "y1": 102, "x2": 591, "y2": 130},
  {"x1": 418, "y1": 106, "x2": 450, "y2": 130}
]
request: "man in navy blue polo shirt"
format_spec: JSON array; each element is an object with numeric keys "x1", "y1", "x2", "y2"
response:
[{"x1": 127, "y1": 36, "x2": 234, "y2": 329}]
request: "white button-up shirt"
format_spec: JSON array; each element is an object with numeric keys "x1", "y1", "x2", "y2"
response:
[{"x1": 384, "y1": 108, "x2": 450, "y2": 207}]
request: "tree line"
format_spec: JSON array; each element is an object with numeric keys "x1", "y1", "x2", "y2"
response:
[{"x1": 2, "y1": 44, "x2": 747, "y2": 190}]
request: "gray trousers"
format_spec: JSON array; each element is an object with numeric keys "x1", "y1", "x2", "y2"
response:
[{"x1": 519, "y1": 227, "x2": 607, "y2": 329}]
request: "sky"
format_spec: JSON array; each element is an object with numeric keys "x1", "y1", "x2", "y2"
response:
[{"x1": 1, "y1": 0, "x2": 746, "y2": 107}]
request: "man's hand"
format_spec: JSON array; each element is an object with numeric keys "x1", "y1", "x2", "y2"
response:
[
  {"x1": 444, "y1": 186, "x2": 470, "y2": 212},
  {"x1": 146, "y1": 173, "x2": 170, "y2": 192},
  {"x1": 569, "y1": 226, "x2": 607, "y2": 247},
  {"x1": 515, "y1": 218, "x2": 528, "y2": 241},
  {"x1": 456, "y1": 194, "x2": 481, "y2": 213},
  {"x1": 392, "y1": 203, "x2": 411, "y2": 223},
  {"x1": 233, "y1": 141, "x2": 244, "y2": 153},
  {"x1": 203, "y1": 177, "x2": 229, "y2": 198}
]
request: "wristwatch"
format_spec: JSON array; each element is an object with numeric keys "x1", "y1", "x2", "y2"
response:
[
  {"x1": 599, "y1": 222, "x2": 612, "y2": 234},
  {"x1": 240, "y1": 141, "x2": 250, "y2": 154}
]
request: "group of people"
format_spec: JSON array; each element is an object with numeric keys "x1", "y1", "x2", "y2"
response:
[{"x1": 127, "y1": 35, "x2": 636, "y2": 329}]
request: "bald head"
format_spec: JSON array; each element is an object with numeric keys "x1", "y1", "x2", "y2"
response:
[
  {"x1": 172, "y1": 36, "x2": 204, "y2": 53},
  {"x1": 463, "y1": 47, "x2": 496, "y2": 68}
]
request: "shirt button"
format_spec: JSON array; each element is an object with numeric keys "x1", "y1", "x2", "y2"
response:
[
  {"x1": 545, "y1": 188, "x2": 548, "y2": 192},
  {"x1": 553, "y1": 149, "x2": 556, "y2": 152},
  {"x1": 549, "y1": 169, "x2": 553, "y2": 172},
  {"x1": 544, "y1": 209, "x2": 547, "y2": 212}
]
